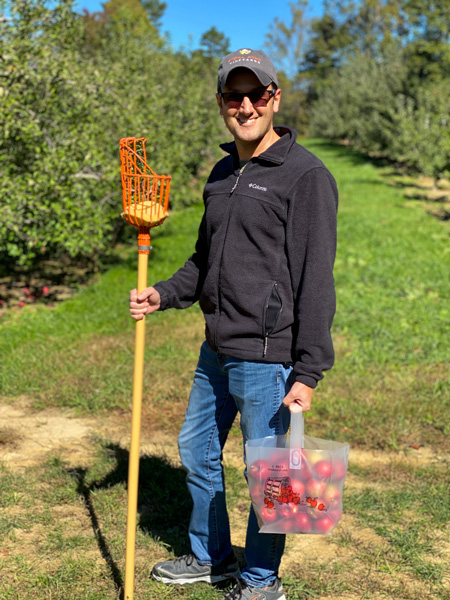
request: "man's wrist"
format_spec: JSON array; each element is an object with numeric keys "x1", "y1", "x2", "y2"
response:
[{"x1": 294, "y1": 375, "x2": 317, "y2": 389}]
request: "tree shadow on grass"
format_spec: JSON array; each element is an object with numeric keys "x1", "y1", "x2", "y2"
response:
[
  {"x1": 305, "y1": 140, "x2": 371, "y2": 166},
  {"x1": 306, "y1": 139, "x2": 414, "y2": 173},
  {"x1": 68, "y1": 443, "x2": 192, "y2": 599}
]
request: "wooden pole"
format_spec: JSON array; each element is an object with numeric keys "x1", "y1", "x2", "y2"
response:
[{"x1": 124, "y1": 229, "x2": 150, "y2": 600}]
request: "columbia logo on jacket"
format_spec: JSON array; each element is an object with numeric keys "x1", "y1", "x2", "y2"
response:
[{"x1": 249, "y1": 183, "x2": 267, "y2": 192}]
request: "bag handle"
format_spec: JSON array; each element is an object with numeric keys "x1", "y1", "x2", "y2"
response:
[{"x1": 289, "y1": 409, "x2": 304, "y2": 470}]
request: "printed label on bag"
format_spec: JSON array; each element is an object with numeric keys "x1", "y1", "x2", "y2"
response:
[
  {"x1": 290, "y1": 449, "x2": 302, "y2": 469},
  {"x1": 263, "y1": 476, "x2": 327, "y2": 512}
]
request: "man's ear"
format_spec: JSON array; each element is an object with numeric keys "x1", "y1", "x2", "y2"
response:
[
  {"x1": 272, "y1": 88, "x2": 281, "y2": 114},
  {"x1": 216, "y1": 93, "x2": 224, "y2": 115}
]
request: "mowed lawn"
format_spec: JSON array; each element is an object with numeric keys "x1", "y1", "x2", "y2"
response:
[{"x1": 0, "y1": 140, "x2": 449, "y2": 600}]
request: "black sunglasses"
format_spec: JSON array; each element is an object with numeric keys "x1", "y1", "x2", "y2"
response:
[{"x1": 219, "y1": 88, "x2": 276, "y2": 108}]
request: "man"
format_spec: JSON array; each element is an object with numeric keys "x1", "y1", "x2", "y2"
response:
[{"x1": 130, "y1": 48, "x2": 338, "y2": 600}]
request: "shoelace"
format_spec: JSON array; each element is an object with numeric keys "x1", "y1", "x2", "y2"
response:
[
  {"x1": 174, "y1": 553, "x2": 195, "y2": 567},
  {"x1": 223, "y1": 577, "x2": 246, "y2": 599}
]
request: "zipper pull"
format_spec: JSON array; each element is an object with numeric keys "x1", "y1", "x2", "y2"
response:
[
  {"x1": 230, "y1": 173, "x2": 240, "y2": 194},
  {"x1": 230, "y1": 163, "x2": 247, "y2": 195},
  {"x1": 263, "y1": 335, "x2": 268, "y2": 357}
]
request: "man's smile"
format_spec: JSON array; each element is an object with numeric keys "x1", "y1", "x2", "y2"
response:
[{"x1": 236, "y1": 117, "x2": 258, "y2": 125}]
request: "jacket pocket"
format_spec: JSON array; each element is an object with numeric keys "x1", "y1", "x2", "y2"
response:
[{"x1": 263, "y1": 283, "x2": 283, "y2": 356}]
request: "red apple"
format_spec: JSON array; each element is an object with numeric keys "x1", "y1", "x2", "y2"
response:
[
  {"x1": 269, "y1": 450, "x2": 287, "y2": 465},
  {"x1": 313, "y1": 515, "x2": 336, "y2": 534},
  {"x1": 304, "y1": 449, "x2": 326, "y2": 466},
  {"x1": 249, "y1": 460, "x2": 270, "y2": 481},
  {"x1": 261, "y1": 506, "x2": 278, "y2": 524},
  {"x1": 279, "y1": 503, "x2": 295, "y2": 519},
  {"x1": 331, "y1": 459, "x2": 347, "y2": 482},
  {"x1": 248, "y1": 481, "x2": 265, "y2": 504},
  {"x1": 298, "y1": 451, "x2": 312, "y2": 478},
  {"x1": 328, "y1": 506, "x2": 343, "y2": 524},
  {"x1": 324, "y1": 484, "x2": 341, "y2": 506},
  {"x1": 294, "y1": 512, "x2": 312, "y2": 532},
  {"x1": 278, "y1": 517, "x2": 295, "y2": 532},
  {"x1": 314, "y1": 460, "x2": 333, "y2": 480},
  {"x1": 291, "y1": 479, "x2": 306, "y2": 498},
  {"x1": 305, "y1": 478, "x2": 327, "y2": 498}
]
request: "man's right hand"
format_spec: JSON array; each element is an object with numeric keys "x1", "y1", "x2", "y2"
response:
[{"x1": 129, "y1": 286, "x2": 161, "y2": 320}]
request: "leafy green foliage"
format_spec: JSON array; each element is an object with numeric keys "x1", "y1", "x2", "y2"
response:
[
  {"x1": 400, "y1": 0, "x2": 450, "y2": 84},
  {"x1": 199, "y1": 26, "x2": 230, "y2": 58},
  {"x1": 0, "y1": 0, "x2": 223, "y2": 267},
  {"x1": 268, "y1": 0, "x2": 450, "y2": 177},
  {"x1": 384, "y1": 81, "x2": 450, "y2": 181},
  {"x1": 273, "y1": 71, "x2": 309, "y2": 135},
  {"x1": 1, "y1": 0, "x2": 115, "y2": 265},
  {"x1": 310, "y1": 49, "x2": 450, "y2": 179},
  {"x1": 141, "y1": 0, "x2": 167, "y2": 29},
  {"x1": 310, "y1": 50, "x2": 407, "y2": 150}
]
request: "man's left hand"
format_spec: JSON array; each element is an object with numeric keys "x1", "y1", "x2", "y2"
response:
[{"x1": 282, "y1": 381, "x2": 314, "y2": 412}]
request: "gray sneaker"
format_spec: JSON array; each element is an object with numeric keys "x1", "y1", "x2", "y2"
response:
[
  {"x1": 151, "y1": 552, "x2": 240, "y2": 585},
  {"x1": 220, "y1": 578, "x2": 286, "y2": 600}
]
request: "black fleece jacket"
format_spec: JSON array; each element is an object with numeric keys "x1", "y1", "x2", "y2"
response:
[{"x1": 154, "y1": 127, "x2": 338, "y2": 388}]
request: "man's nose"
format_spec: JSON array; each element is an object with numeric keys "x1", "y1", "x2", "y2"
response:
[{"x1": 239, "y1": 94, "x2": 254, "y2": 112}]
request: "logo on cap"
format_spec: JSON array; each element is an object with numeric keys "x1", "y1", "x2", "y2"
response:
[{"x1": 239, "y1": 49, "x2": 251, "y2": 54}]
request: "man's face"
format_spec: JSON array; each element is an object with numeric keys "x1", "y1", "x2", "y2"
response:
[{"x1": 216, "y1": 69, "x2": 281, "y2": 156}]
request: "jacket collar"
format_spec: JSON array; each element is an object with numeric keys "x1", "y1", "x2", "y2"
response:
[{"x1": 220, "y1": 126, "x2": 297, "y2": 166}]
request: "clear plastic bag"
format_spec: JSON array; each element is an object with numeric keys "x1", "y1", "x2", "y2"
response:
[{"x1": 246, "y1": 411, "x2": 350, "y2": 534}]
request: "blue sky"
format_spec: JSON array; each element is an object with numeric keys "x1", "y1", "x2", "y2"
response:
[{"x1": 74, "y1": 0, "x2": 325, "y2": 52}]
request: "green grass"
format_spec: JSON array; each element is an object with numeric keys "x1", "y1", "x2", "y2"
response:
[
  {"x1": 345, "y1": 459, "x2": 450, "y2": 583},
  {"x1": 307, "y1": 140, "x2": 450, "y2": 367},
  {"x1": 1, "y1": 438, "x2": 449, "y2": 599},
  {"x1": 300, "y1": 141, "x2": 450, "y2": 452},
  {"x1": 0, "y1": 140, "x2": 449, "y2": 599},
  {"x1": 0, "y1": 203, "x2": 204, "y2": 411}
]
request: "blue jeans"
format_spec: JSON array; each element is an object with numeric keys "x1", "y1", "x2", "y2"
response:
[{"x1": 178, "y1": 341, "x2": 292, "y2": 587}]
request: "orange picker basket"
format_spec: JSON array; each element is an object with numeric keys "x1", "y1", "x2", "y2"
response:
[
  {"x1": 120, "y1": 137, "x2": 171, "y2": 252},
  {"x1": 119, "y1": 137, "x2": 171, "y2": 600}
]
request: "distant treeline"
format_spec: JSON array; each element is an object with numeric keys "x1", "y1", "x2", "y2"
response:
[
  {"x1": 1, "y1": 0, "x2": 449, "y2": 267},
  {"x1": 270, "y1": 0, "x2": 450, "y2": 185}
]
